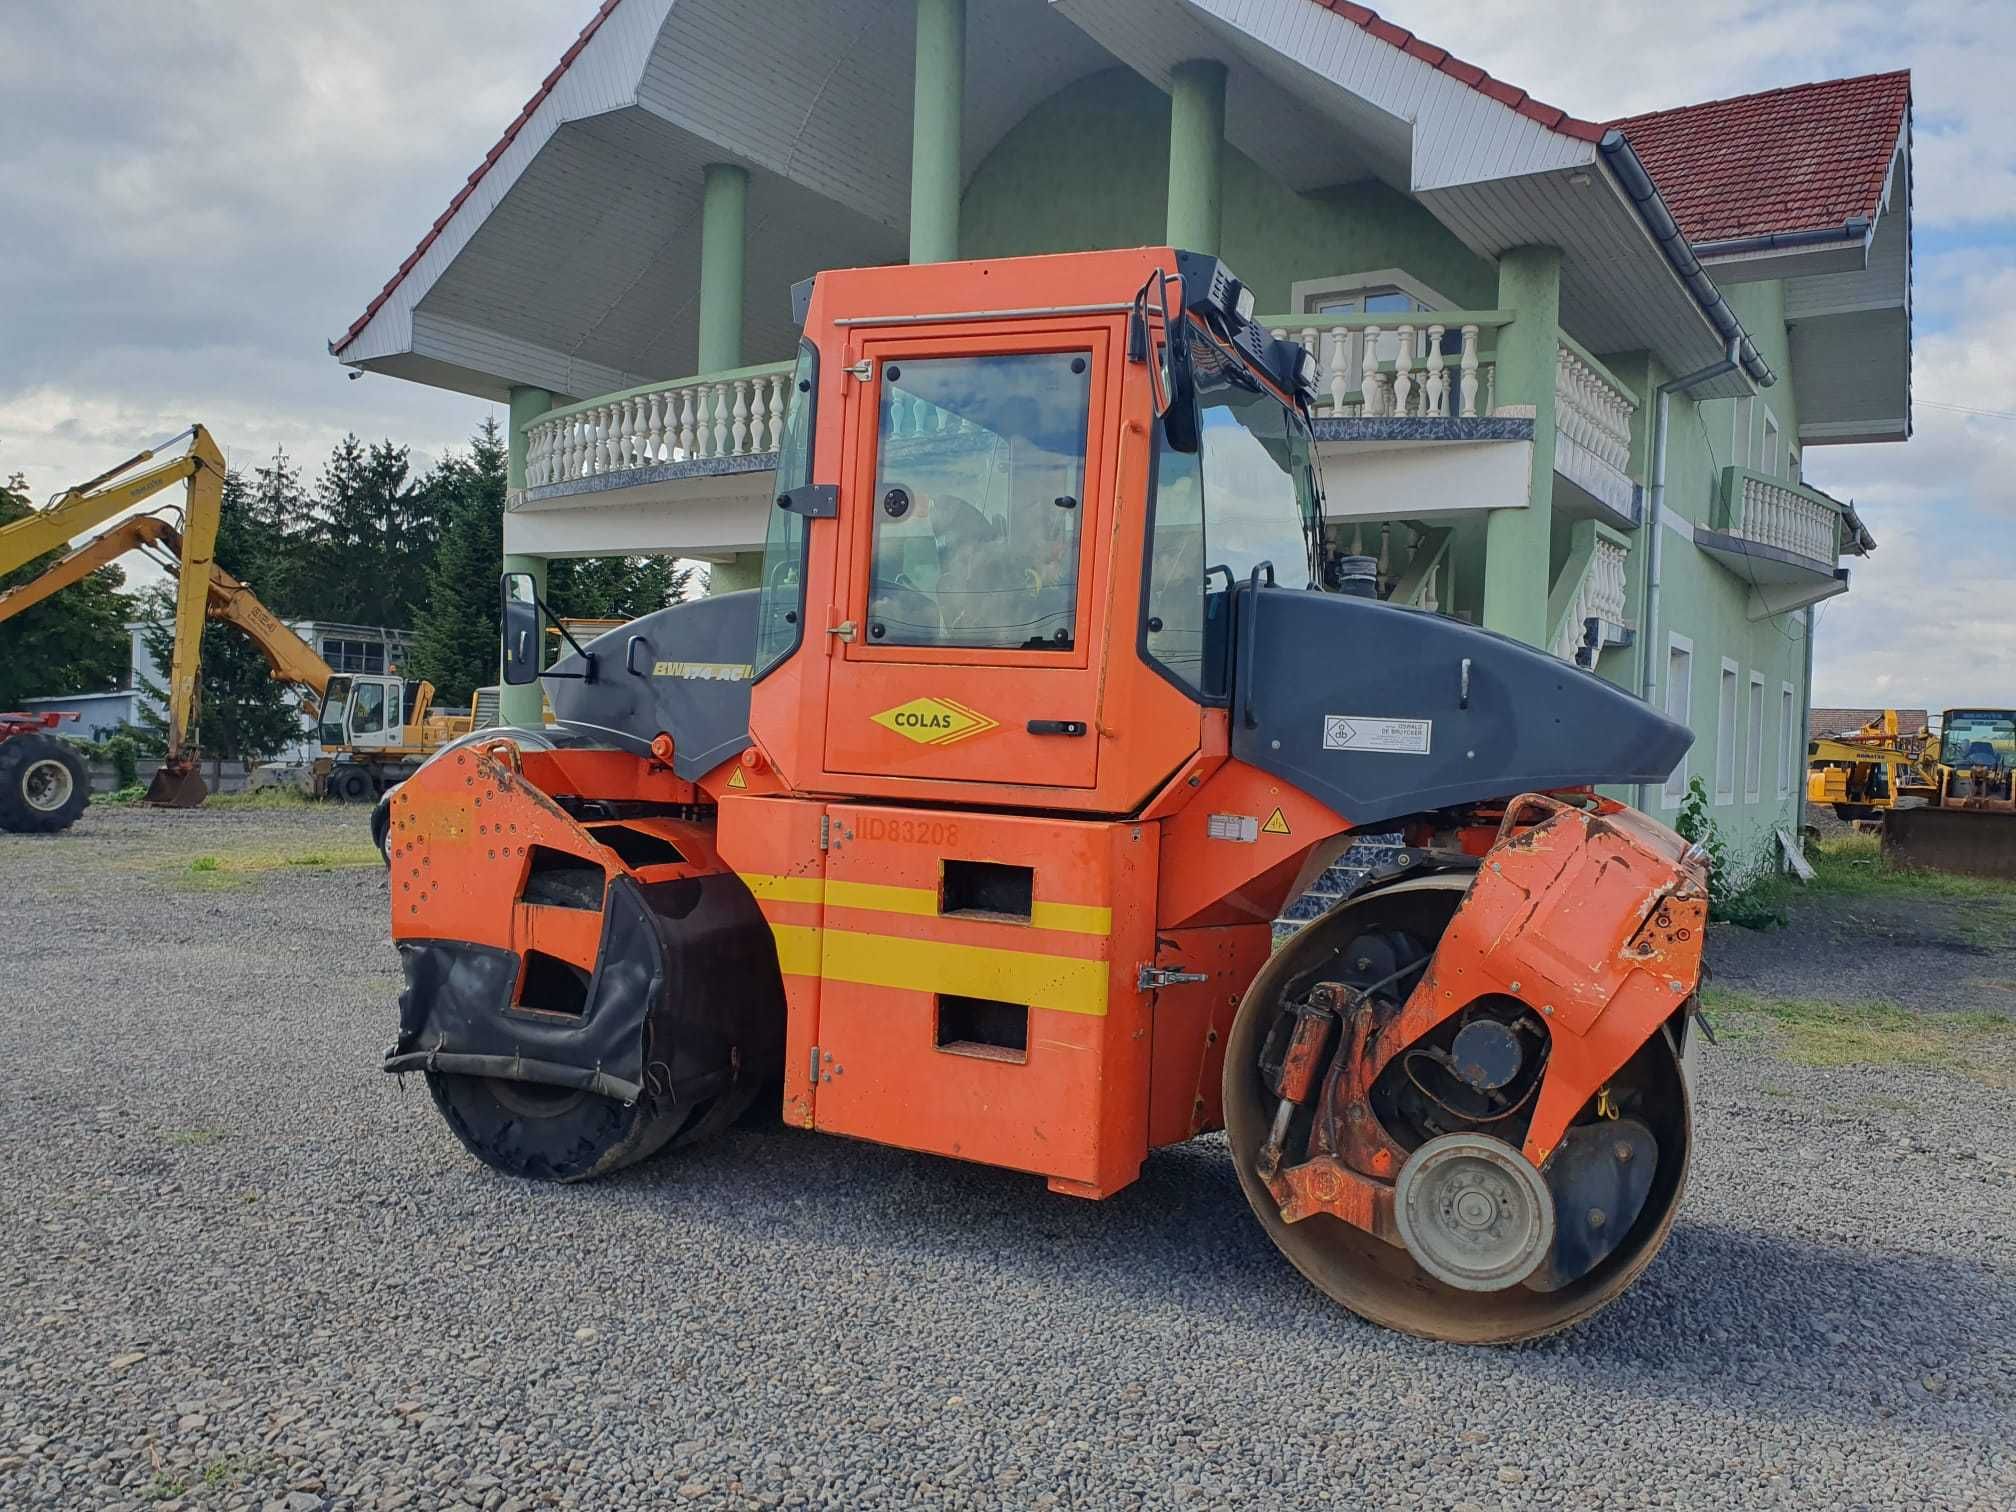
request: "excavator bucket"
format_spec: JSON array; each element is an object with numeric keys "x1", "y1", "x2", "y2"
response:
[
  {"x1": 143, "y1": 759, "x2": 209, "y2": 809},
  {"x1": 1883, "y1": 807, "x2": 2016, "y2": 880}
]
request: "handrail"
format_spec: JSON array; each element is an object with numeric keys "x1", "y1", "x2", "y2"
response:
[
  {"x1": 1554, "y1": 330, "x2": 1636, "y2": 413},
  {"x1": 529, "y1": 359, "x2": 794, "y2": 431},
  {"x1": 1254, "y1": 309, "x2": 1514, "y2": 331}
]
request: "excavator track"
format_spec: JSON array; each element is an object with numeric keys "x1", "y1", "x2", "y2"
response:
[{"x1": 1224, "y1": 870, "x2": 1693, "y2": 1344}]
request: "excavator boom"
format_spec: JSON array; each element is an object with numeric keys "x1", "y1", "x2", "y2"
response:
[{"x1": 0, "y1": 425, "x2": 226, "y2": 804}]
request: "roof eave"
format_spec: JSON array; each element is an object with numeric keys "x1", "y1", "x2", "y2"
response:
[{"x1": 1598, "y1": 129, "x2": 1776, "y2": 388}]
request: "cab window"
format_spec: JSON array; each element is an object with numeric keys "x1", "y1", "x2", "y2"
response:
[
  {"x1": 351, "y1": 682, "x2": 386, "y2": 736},
  {"x1": 755, "y1": 340, "x2": 818, "y2": 677},
  {"x1": 869, "y1": 351, "x2": 1091, "y2": 651},
  {"x1": 1142, "y1": 337, "x2": 1321, "y2": 698}
]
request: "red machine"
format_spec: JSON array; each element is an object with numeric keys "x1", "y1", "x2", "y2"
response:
[{"x1": 380, "y1": 248, "x2": 1706, "y2": 1341}]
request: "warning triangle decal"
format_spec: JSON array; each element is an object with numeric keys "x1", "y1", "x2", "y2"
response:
[
  {"x1": 1261, "y1": 808, "x2": 1291, "y2": 836},
  {"x1": 728, "y1": 767, "x2": 748, "y2": 789}
]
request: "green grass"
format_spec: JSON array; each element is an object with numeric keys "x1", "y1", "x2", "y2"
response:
[
  {"x1": 1706, "y1": 986, "x2": 2016, "y2": 1087},
  {"x1": 1719, "y1": 831, "x2": 2016, "y2": 932},
  {"x1": 146, "y1": 1473, "x2": 189, "y2": 1501},
  {"x1": 166, "y1": 843, "x2": 380, "y2": 888},
  {"x1": 165, "y1": 1128, "x2": 228, "y2": 1147},
  {"x1": 200, "y1": 1455, "x2": 261, "y2": 1489},
  {"x1": 205, "y1": 787, "x2": 313, "y2": 810}
]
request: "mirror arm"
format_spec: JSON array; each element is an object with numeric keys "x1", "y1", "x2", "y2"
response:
[{"x1": 535, "y1": 600, "x2": 598, "y2": 684}]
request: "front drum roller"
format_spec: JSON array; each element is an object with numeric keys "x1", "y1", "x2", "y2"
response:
[{"x1": 1224, "y1": 875, "x2": 1692, "y2": 1343}]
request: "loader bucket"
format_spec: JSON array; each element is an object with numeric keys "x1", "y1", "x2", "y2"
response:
[
  {"x1": 143, "y1": 760, "x2": 209, "y2": 809},
  {"x1": 1883, "y1": 807, "x2": 2016, "y2": 880}
]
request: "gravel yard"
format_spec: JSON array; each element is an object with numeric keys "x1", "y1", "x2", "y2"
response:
[{"x1": 3, "y1": 805, "x2": 2013, "y2": 1511}]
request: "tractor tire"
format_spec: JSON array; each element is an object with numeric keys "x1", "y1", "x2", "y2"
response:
[
  {"x1": 0, "y1": 732, "x2": 90, "y2": 834},
  {"x1": 332, "y1": 767, "x2": 374, "y2": 803}
]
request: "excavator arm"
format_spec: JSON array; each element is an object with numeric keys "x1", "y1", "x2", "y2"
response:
[
  {"x1": 0, "y1": 426, "x2": 226, "y2": 795},
  {"x1": 0, "y1": 514, "x2": 183, "y2": 624}
]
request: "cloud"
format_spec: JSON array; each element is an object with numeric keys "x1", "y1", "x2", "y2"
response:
[
  {"x1": 0, "y1": 1, "x2": 584, "y2": 503},
  {"x1": 5, "y1": 0, "x2": 2010, "y2": 714}
]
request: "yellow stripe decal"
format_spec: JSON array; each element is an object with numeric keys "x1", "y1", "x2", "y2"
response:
[
  {"x1": 768, "y1": 921, "x2": 823, "y2": 976},
  {"x1": 740, "y1": 872, "x2": 1112, "y2": 937},
  {"x1": 740, "y1": 872, "x2": 826, "y2": 905},
  {"x1": 1030, "y1": 900, "x2": 1114, "y2": 936},
  {"x1": 825, "y1": 878, "x2": 937, "y2": 917},
  {"x1": 766, "y1": 923, "x2": 1108, "y2": 1016}
]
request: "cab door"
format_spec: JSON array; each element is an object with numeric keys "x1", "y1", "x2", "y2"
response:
[
  {"x1": 821, "y1": 327, "x2": 1116, "y2": 790},
  {"x1": 344, "y1": 676, "x2": 400, "y2": 750}
]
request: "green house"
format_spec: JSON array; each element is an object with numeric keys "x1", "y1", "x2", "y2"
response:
[{"x1": 332, "y1": 0, "x2": 1912, "y2": 874}]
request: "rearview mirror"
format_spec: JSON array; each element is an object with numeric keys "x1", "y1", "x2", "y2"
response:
[{"x1": 500, "y1": 572, "x2": 542, "y2": 685}]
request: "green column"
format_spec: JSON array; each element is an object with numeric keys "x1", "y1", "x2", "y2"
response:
[
  {"x1": 909, "y1": 0, "x2": 965, "y2": 264},
  {"x1": 501, "y1": 385, "x2": 553, "y2": 727},
  {"x1": 707, "y1": 553, "x2": 762, "y2": 596},
  {"x1": 698, "y1": 163, "x2": 748, "y2": 373},
  {"x1": 1166, "y1": 60, "x2": 1226, "y2": 254},
  {"x1": 1482, "y1": 246, "x2": 1563, "y2": 646}
]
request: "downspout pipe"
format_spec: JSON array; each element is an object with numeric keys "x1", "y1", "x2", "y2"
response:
[
  {"x1": 1600, "y1": 130, "x2": 1777, "y2": 389},
  {"x1": 1635, "y1": 337, "x2": 1744, "y2": 812}
]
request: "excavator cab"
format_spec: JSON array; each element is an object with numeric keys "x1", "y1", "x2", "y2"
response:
[{"x1": 384, "y1": 247, "x2": 1710, "y2": 1342}]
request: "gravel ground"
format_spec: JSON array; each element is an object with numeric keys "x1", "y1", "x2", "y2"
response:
[{"x1": 3, "y1": 805, "x2": 2013, "y2": 1511}]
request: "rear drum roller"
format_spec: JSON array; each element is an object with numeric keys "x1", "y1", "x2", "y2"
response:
[
  {"x1": 426, "y1": 1069, "x2": 738, "y2": 1185},
  {"x1": 401, "y1": 871, "x2": 787, "y2": 1185},
  {"x1": 1224, "y1": 875, "x2": 1692, "y2": 1343}
]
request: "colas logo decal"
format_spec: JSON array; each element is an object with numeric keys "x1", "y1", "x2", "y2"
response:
[{"x1": 871, "y1": 696, "x2": 1000, "y2": 746}]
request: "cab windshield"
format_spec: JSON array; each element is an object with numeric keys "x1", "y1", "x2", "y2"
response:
[
  {"x1": 1941, "y1": 710, "x2": 2016, "y2": 768},
  {"x1": 1143, "y1": 331, "x2": 1322, "y2": 694},
  {"x1": 319, "y1": 676, "x2": 352, "y2": 745}
]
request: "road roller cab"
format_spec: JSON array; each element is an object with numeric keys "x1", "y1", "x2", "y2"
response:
[{"x1": 384, "y1": 246, "x2": 1707, "y2": 1341}]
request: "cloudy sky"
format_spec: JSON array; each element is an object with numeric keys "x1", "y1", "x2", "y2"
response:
[{"x1": 4, "y1": 0, "x2": 2008, "y2": 711}]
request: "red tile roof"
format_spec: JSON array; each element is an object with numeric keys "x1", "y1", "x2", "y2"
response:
[
  {"x1": 1609, "y1": 72, "x2": 1910, "y2": 246},
  {"x1": 331, "y1": 0, "x2": 626, "y2": 356},
  {"x1": 1307, "y1": 2, "x2": 1605, "y2": 143}
]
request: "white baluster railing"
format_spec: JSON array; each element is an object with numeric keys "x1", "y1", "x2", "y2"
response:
[
  {"x1": 1731, "y1": 474, "x2": 1841, "y2": 564},
  {"x1": 522, "y1": 362, "x2": 794, "y2": 488},
  {"x1": 1551, "y1": 532, "x2": 1633, "y2": 665},
  {"x1": 1554, "y1": 339, "x2": 1637, "y2": 478},
  {"x1": 1266, "y1": 320, "x2": 1497, "y2": 420}
]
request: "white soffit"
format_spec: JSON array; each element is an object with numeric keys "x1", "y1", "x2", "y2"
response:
[
  {"x1": 342, "y1": 0, "x2": 1116, "y2": 389},
  {"x1": 1059, "y1": 0, "x2": 1748, "y2": 388}
]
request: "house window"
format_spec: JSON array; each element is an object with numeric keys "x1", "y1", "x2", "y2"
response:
[
  {"x1": 1745, "y1": 671, "x2": 1766, "y2": 802},
  {"x1": 1716, "y1": 659, "x2": 1739, "y2": 805},
  {"x1": 1662, "y1": 634, "x2": 1693, "y2": 807},
  {"x1": 1762, "y1": 412, "x2": 1781, "y2": 478},
  {"x1": 321, "y1": 637, "x2": 385, "y2": 674},
  {"x1": 1779, "y1": 682, "x2": 1798, "y2": 799}
]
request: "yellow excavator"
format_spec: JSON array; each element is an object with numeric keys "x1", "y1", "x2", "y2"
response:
[
  {"x1": 0, "y1": 425, "x2": 225, "y2": 825},
  {"x1": 1883, "y1": 707, "x2": 2016, "y2": 878},
  {"x1": 0, "y1": 426, "x2": 470, "y2": 830},
  {"x1": 1805, "y1": 708, "x2": 1935, "y2": 821}
]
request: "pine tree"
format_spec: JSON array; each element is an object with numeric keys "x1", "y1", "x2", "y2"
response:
[
  {"x1": 0, "y1": 472, "x2": 136, "y2": 709},
  {"x1": 135, "y1": 471, "x2": 307, "y2": 765},
  {"x1": 305, "y1": 435, "x2": 432, "y2": 625},
  {"x1": 242, "y1": 445, "x2": 314, "y2": 616},
  {"x1": 409, "y1": 419, "x2": 508, "y2": 706},
  {"x1": 546, "y1": 554, "x2": 698, "y2": 621}
]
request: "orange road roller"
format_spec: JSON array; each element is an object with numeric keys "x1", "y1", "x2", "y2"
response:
[{"x1": 377, "y1": 247, "x2": 1707, "y2": 1342}]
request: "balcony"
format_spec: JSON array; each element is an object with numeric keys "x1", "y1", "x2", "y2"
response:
[
  {"x1": 509, "y1": 361, "x2": 793, "y2": 559},
  {"x1": 1697, "y1": 466, "x2": 1875, "y2": 619},
  {"x1": 1261, "y1": 313, "x2": 1639, "y2": 532}
]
